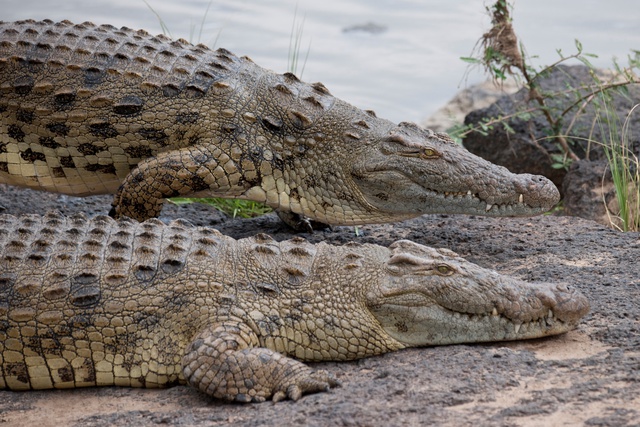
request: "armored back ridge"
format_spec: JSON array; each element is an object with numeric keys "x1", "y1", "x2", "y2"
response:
[
  {"x1": 1, "y1": 20, "x2": 559, "y2": 228},
  {"x1": 0, "y1": 212, "x2": 588, "y2": 402}
]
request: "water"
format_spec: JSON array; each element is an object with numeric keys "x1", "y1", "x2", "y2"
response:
[{"x1": 4, "y1": 0, "x2": 640, "y2": 124}]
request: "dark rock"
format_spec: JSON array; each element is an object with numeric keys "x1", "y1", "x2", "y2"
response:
[
  {"x1": 463, "y1": 64, "x2": 640, "y2": 224},
  {"x1": 562, "y1": 159, "x2": 616, "y2": 226}
]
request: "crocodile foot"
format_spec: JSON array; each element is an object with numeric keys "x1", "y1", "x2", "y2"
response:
[
  {"x1": 182, "y1": 321, "x2": 340, "y2": 402},
  {"x1": 276, "y1": 210, "x2": 332, "y2": 233}
]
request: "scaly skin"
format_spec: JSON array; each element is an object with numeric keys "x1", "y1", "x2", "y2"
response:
[
  {"x1": 0, "y1": 20, "x2": 559, "y2": 227},
  {"x1": 0, "y1": 212, "x2": 589, "y2": 402}
]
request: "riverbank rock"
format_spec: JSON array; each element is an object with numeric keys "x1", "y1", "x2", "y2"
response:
[
  {"x1": 1, "y1": 185, "x2": 639, "y2": 427},
  {"x1": 461, "y1": 64, "x2": 640, "y2": 226},
  {"x1": 562, "y1": 160, "x2": 613, "y2": 226}
]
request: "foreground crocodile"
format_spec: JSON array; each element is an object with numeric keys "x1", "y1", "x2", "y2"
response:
[
  {"x1": 0, "y1": 19, "x2": 559, "y2": 227},
  {"x1": 0, "y1": 212, "x2": 589, "y2": 402}
]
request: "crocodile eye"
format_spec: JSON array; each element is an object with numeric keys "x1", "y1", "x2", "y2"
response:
[
  {"x1": 420, "y1": 148, "x2": 439, "y2": 159},
  {"x1": 392, "y1": 147, "x2": 440, "y2": 159},
  {"x1": 435, "y1": 264, "x2": 454, "y2": 276}
]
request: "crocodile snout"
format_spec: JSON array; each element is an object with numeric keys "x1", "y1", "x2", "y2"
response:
[
  {"x1": 547, "y1": 283, "x2": 590, "y2": 324},
  {"x1": 527, "y1": 281, "x2": 590, "y2": 326},
  {"x1": 515, "y1": 174, "x2": 560, "y2": 210}
]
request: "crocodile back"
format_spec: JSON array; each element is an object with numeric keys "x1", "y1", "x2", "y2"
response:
[{"x1": 0, "y1": 19, "x2": 254, "y2": 195}]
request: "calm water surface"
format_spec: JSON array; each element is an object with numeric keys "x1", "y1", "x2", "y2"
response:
[{"x1": 4, "y1": 0, "x2": 640, "y2": 123}]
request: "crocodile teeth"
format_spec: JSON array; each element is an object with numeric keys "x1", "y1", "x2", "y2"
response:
[
  {"x1": 467, "y1": 190, "x2": 472, "y2": 196},
  {"x1": 548, "y1": 309, "x2": 554, "y2": 319},
  {"x1": 492, "y1": 308, "x2": 498, "y2": 316},
  {"x1": 514, "y1": 323, "x2": 522, "y2": 334},
  {"x1": 486, "y1": 204, "x2": 493, "y2": 212},
  {"x1": 519, "y1": 194, "x2": 524, "y2": 203}
]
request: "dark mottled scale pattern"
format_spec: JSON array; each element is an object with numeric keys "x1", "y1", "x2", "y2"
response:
[
  {"x1": 0, "y1": 212, "x2": 227, "y2": 390},
  {"x1": 0, "y1": 210, "x2": 400, "y2": 394},
  {"x1": 0, "y1": 18, "x2": 428, "y2": 228},
  {"x1": 0, "y1": 19, "x2": 265, "y2": 197}
]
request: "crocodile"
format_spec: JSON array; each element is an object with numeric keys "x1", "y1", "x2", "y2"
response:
[
  {"x1": 0, "y1": 211, "x2": 589, "y2": 402},
  {"x1": 0, "y1": 19, "x2": 560, "y2": 227}
]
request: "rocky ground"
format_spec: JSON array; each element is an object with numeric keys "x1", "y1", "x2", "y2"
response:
[{"x1": 0, "y1": 185, "x2": 638, "y2": 427}]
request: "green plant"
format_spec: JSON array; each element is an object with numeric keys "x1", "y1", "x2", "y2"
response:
[
  {"x1": 143, "y1": 0, "x2": 173, "y2": 38},
  {"x1": 190, "y1": 0, "x2": 214, "y2": 45},
  {"x1": 458, "y1": 1, "x2": 639, "y2": 162},
  {"x1": 169, "y1": 197, "x2": 272, "y2": 219},
  {"x1": 459, "y1": 0, "x2": 640, "y2": 229},
  {"x1": 144, "y1": 0, "x2": 221, "y2": 46}
]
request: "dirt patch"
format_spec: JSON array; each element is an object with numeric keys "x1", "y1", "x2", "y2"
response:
[
  {"x1": 1, "y1": 185, "x2": 639, "y2": 426},
  {"x1": 508, "y1": 329, "x2": 611, "y2": 361}
]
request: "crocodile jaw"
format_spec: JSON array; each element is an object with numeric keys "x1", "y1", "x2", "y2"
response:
[
  {"x1": 370, "y1": 294, "x2": 588, "y2": 346},
  {"x1": 366, "y1": 241, "x2": 589, "y2": 346},
  {"x1": 352, "y1": 169, "x2": 560, "y2": 218},
  {"x1": 350, "y1": 123, "x2": 560, "y2": 219}
]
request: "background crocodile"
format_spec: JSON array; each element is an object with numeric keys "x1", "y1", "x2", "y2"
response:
[
  {"x1": 0, "y1": 19, "x2": 559, "y2": 227},
  {"x1": 0, "y1": 212, "x2": 588, "y2": 402}
]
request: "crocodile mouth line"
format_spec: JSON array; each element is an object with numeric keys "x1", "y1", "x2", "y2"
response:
[
  {"x1": 448, "y1": 306, "x2": 565, "y2": 335},
  {"x1": 427, "y1": 188, "x2": 530, "y2": 212},
  {"x1": 355, "y1": 169, "x2": 541, "y2": 213}
]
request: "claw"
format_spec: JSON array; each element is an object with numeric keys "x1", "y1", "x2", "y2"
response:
[
  {"x1": 271, "y1": 369, "x2": 339, "y2": 402},
  {"x1": 287, "y1": 384, "x2": 303, "y2": 401},
  {"x1": 272, "y1": 391, "x2": 287, "y2": 403}
]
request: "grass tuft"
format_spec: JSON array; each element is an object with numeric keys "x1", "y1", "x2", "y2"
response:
[
  {"x1": 143, "y1": 0, "x2": 173, "y2": 38},
  {"x1": 599, "y1": 103, "x2": 640, "y2": 231},
  {"x1": 288, "y1": 2, "x2": 311, "y2": 77}
]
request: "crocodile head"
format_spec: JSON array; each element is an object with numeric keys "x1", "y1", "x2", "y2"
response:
[
  {"x1": 365, "y1": 240, "x2": 589, "y2": 346},
  {"x1": 349, "y1": 121, "x2": 560, "y2": 220}
]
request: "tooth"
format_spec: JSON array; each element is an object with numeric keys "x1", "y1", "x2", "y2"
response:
[
  {"x1": 519, "y1": 194, "x2": 524, "y2": 203},
  {"x1": 486, "y1": 204, "x2": 493, "y2": 212},
  {"x1": 467, "y1": 190, "x2": 472, "y2": 196},
  {"x1": 548, "y1": 309, "x2": 553, "y2": 319},
  {"x1": 514, "y1": 323, "x2": 521, "y2": 334},
  {"x1": 492, "y1": 308, "x2": 498, "y2": 316}
]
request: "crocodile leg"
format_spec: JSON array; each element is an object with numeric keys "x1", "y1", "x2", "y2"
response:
[
  {"x1": 111, "y1": 143, "x2": 335, "y2": 230},
  {"x1": 110, "y1": 144, "x2": 248, "y2": 221},
  {"x1": 181, "y1": 320, "x2": 339, "y2": 402}
]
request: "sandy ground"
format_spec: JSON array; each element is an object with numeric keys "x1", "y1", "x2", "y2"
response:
[{"x1": 0, "y1": 184, "x2": 639, "y2": 427}]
